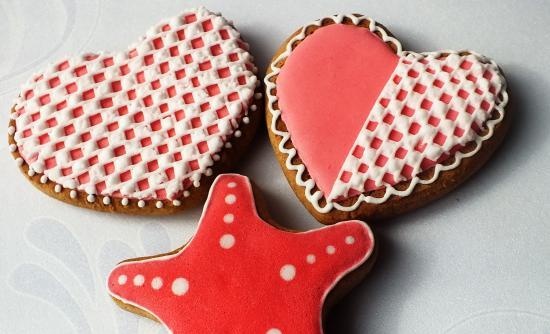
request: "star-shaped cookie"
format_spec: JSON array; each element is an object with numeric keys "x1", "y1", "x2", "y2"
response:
[{"x1": 107, "y1": 174, "x2": 375, "y2": 333}]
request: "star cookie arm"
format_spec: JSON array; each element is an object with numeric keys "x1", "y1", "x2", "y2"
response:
[
  {"x1": 197, "y1": 173, "x2": 259, "y2": 228},
  {"x1": 258, "y1": 220, "x2": 375, "y2": 334},
  {"x1": 292, "y1": 220, "x2": 375, "y2": 289},
  {"x1": 107, "y1": 252, "x2": 188, "y2": 330}
]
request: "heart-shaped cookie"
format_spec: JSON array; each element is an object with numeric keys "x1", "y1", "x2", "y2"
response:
[
  {"x1": 265, "y1": 14, "x2": 509, "y2": 224},
  {"x1": 8, "y1": 7, "x2": 262, "y2": 214}
]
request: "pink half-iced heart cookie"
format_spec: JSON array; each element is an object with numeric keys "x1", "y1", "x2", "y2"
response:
[
  {"x1": 8, "y1": 7, "x2": 262, "y2": 214},
  {"x1": 107, "y1": 174, "x2": 375, "y2": 333},
  {"x1": 266, "y1": 14, "x2": 509, "y2": 224}
]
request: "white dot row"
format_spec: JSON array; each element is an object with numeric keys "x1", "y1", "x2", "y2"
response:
[
  {"x1": 117, "y1": 274, "x2": 189, "y2": 296},
  {"x1": 218, "y1": 181, "x2": 239, "y2": 249},
  {"x1": 278, "y1": 235, "x2": 356, "y2": 282}
]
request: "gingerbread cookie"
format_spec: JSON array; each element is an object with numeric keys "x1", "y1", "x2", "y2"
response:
[
  {"x1": 8, "y1": 7, "x2": 262, "y2": 214},
  {"x1": 107, "y1": 174, "x2": 375, "y2": 333},
  {"x1": 265, "y1": 14, "x2": 509, "y2": 224}
]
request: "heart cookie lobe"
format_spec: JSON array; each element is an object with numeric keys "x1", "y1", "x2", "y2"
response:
[
  {"x1": 9, "y1": 7, "x2": 261, "y2": 213},
  {"x1": 266, "y1": 15, "x2": 508, "y2": 224}
]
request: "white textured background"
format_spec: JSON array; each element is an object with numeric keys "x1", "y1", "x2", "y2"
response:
[{"x1": 1, "y1": 1, "x2": 549, "y2": 333}]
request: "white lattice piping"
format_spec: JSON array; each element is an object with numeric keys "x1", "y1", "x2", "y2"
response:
[{"x1": 9, "y1": 7, "x2": 261, "y2": 209}]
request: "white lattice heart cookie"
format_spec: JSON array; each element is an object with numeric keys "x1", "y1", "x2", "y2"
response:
[
  {"x1": 265, "y1": 14, "x2": 509, "y2": 224},
  {"x1": 8, "y1": 7, "x2": 262, "y2": 214}
]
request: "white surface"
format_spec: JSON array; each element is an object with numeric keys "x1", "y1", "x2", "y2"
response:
[{"x1": 0, "y1": 1, "x2": 549, "y2": 333}]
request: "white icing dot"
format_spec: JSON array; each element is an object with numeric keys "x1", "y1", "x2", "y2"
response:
[
  {"x1": 267, "y1": 329, "x2": 282, "y2": 334},
  {"x1": 254, "y1": 92, "x2": 262, "y2": 100},
  {"x1": 219, "y1": 234, "x2": 235, "y2": 249},
  {"x1": 225, "y1": 194, "x2": 236, "y2": 204},
  {"x1": 70, "y1": 190, "x2": 77, "y2": 199},
  {"x1": 87, "y1": 194, "x2": 95, "y2": 203},
  {"x1": 171, "y1": 277, "x2": 189, "y2": 296},
  {"x1": 205, "y1": 168, "x2": 212, "y2": 176},
  {"x1": 8, "y1": 126, "x2": 15, "y2": 135},
  {"x1": 27, "y1": 169, "x2": 35, "y2": 177},
  {"x1": 138, "y1": 200, "x2": 145, "y2": 208},
  {"x1": 306, "y1": 254, "x2": 316, "y2": 264},
  {"x1": 9, "y1": 144, "x2": 17, "y2": 153},
  {"x1": 193, "y1": 180, "x2": 200, "y2": 187},
  {"x1": 345, "y1": 236, "x2": 356, "y2": 245},
  {"x1": 173, "y1": 199, "x2": 181, "y2": 206},
  {"x1": 213, "y1": 154, "x2": 221, "y2": 161},
  {"x1": 117, "y1": 275, "x2": 127, "y2": 285},
  {"x1": 103, "y1": 196, "x2": 111, "y2": 205},
  {"x1": 243, "y1": 116, "x2": 250, "y2": 124},
  {"x1": 183, "y1": 191, "x2": 191, "y2": 198},
  {"x1": 15, "y1": 158, "x2": 23, "y2": 166},
  {"x1": 156, "y1": 201, "x2": 163, "y2": 209},
  {"x1": 151, "y1": 277, "x2": 163, "y2": 290},
  {"x1": 250, "y1": 105, "x2": 258, "y2": 111},
  {"x1": 223, "y1": 213, "x2": 234, "y2": 224},
  {"x1": 234, "y1": 130, "x2": 242, "y2": 137},
  {"x1": 225, "y1": 142, "x2": 232, "y2": 149},
  {"x1": 40, "y1": 175, "x2": 48, "y2": 184},
  {"x1": 54, "y1": 184, "x2": 62, "y2": 193},
  {"x1": 326, "y1": 245, "x2": 336, "y2": 255},
  {"x1": 280, "y1": 264, "x2": 296, "y2": 282},
  {"x1": 133, "y1": 274, "x2": 145, "y2": 287},
  {"x1": 227, "y1": 182, "x2": 237, "y2": 188},
  {"x1": 121, "y1": 198, "x2": 129, "y2": 206}
]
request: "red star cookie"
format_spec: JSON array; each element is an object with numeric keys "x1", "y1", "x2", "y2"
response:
[{"x1": 107, "y1": 174, "x2": 375, "y2": 333}]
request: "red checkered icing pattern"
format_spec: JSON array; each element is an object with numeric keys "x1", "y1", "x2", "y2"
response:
[
  {"x1": 12, "y1": 7, "x2": 257, "y2": 201},
  {"x1": 329, "y1": 52, "x2": 503, "y2": 201}
]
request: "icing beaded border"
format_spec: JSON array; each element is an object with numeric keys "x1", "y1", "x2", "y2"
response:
[
  {"x1": 8, "y1": 78, "x2": 263, "y2": 212},
  {"x1": 264, "y1": 14, "x2": 509, "y2": 214}
]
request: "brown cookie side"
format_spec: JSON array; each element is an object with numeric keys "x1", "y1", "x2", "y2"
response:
[
  {"x1": 7, "y1": 85, "x2": 263, "y2": 215},
  {"x1": 265, "y1": 16, "x2": 509, "y2": 224}
]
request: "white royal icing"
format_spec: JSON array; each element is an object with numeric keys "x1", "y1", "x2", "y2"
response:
[
  {"x1": 279, "y1": 264, "x2": 296, "y2": 281},
  {"x1": 264, "y1": 14, "x2": 508, "y2": 213},
  {"x1": 219, "y1": 233, "x2": 236, "y2": 249},
  {"x1": 11, "y1": 7, "x2": 258, "y2": 204},
  {"x1": 171, "y1": 277, "x2": 189, "y2": 296}
]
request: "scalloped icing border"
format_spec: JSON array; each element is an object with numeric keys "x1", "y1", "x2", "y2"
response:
[{"x1": 265, "y1": 13, "x2": 509, "y2": 214}]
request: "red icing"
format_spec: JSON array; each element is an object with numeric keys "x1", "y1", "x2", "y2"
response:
[
  {"x1": 107, "y1": 174, "x2": 374, "y2": 333},
  {"x1": 276, "y1": 24, "x2": 399, "y2": 195}
]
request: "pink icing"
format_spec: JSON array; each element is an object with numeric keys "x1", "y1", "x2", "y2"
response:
[
  {"x1": 276, "y1": 24, "x2": 399, "y2": 196},
  {"x1": 107, "y1": 174, "x2": 374, "y2": 333},
  {"x1": 275, "y1": 23, "x2": 505, "y2": 204}
]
